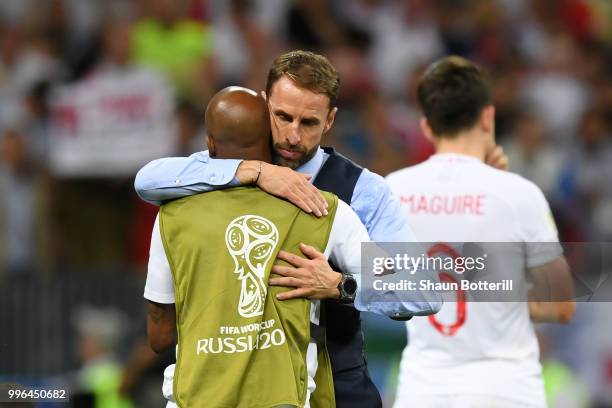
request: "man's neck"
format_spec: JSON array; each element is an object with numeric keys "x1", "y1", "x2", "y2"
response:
[
  {"x1": 295, "y1": 146, "x2": 325, "y2": 176},
  {"x1": 434, "y1": 132, "x2": 488, "y2": 162},
  {"x1": 209, "y1": 146, "x2": 272, "y2": 163}
]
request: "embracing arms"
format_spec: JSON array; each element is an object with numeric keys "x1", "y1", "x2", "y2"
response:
[
  {"x1": 134, "y1": 151, "x2": 328, "y2": 216},
  {"x1": 269, "y1": 198, "x2": 443, "y2": 318}
]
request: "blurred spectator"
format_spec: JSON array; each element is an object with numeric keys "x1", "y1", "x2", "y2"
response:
[
  {"x1": 0, "y1": 128, "x2": 40, "y2": 277},
  {"x1": 543, "y1": 302, "x2": 612, "y2": 407},
  {"x1": 504, "y1": 111, "x2": 562, "y2": 197},
  {"x1": 330, "y1": 88, "x2": 409, "y2": 175},
  {"x1": 359, "y1": 92, "x2": 411, "y2": 175},
  {"x1": 119, "y1": 336, "x2": 175, "y2": 407},
  {"x1": 286, "y1": 0, "x2": 344, "y2": 51},
  {"x1": 511, "y1": 0, "x2": 571, "y2": 65},
  {"x1": 0, "y1": 24, "x2": 25, "y2": 128},
  {"x1": 95, "y1": 18, "x2": 133, "y2": 73},
  {"x1": 326, "y1": 33, "x2": 379, "y2": 168},
  {"x1": 21, "y1": 81, "x2": 52, "y2": 165},
  {"x1": 521, "y1": 31, "x2": 591, "y2": 142},
  {"x1": 594, "y1": 79, "x2": 612, "y2": 128},
  {"x1": 175, "y1": 100, "x2": 204, "y2": 155},
  {"x1": 326, "y1": 28, "x2": 422, "y2": 174},
  {"x1": 489, "y1": 65, "x2": 522, "y2": 141},
  {"x1": 538, "y1": 330, "x2": 591, "y2": 408},
  {"x1": 387, "y1": 63, "x2": 435, "y2": 166},
  {"x1": 0, "y1": 21, "x2": 64, "y2": 130},
  {"x1": 211, "y1": 0, "x2": 274, "y2": 90},
  {"x1": 469, "y1": 0, "x2": 517, "y2": 66},
  {"x1": 132, "y1": 0, "x2": 215, "y2": 105},
  {"x1": 340, "y1": 0, "x2": 443, "y2": 98},
  {"x1": 72, "y1": 306, "x2": 133, "y2": 408},
  {"x1": 589, "y1": 0, "x2": 612, "y2": 44},
  {"x1": 559, "y1": 108, "x2": 612, "y2": 240},
  {"x1": 0, "y1": 0, "x2": 30, "y2": 22},
  {"x1": 433, "y1": 0, "x2": 478, "y2": 57}
]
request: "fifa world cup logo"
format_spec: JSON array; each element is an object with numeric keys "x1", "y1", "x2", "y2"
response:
[{"x1": 225, "y1": 215, "x2": 279, "y2": 318}]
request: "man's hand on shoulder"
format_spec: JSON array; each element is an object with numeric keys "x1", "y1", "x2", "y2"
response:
[
  {"x1": 269, "y1": 243, "x2": 341, "y2": 300},
  {"x1": 237, "y1": 161, "x2": 328, "y2": 217}
]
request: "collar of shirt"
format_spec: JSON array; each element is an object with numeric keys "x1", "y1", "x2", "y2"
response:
[
  {"x1": 295, "y1": 147, "x2": 329, "y2": 179},
  {"x1": 191, "y1": 150, "x2": 211, "y2": 162},
  {"x1": 428, "y1": 153, "x2": 483, "y2": 164},
  {"x1": 196, "y1": 148, "x2": 329, "y2": 175}
]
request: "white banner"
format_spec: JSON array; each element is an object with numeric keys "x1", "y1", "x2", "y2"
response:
[{"x1": 49, "y1": 67, "x2": 176, "y2": 177}]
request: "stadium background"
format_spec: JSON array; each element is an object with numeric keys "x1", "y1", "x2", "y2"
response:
[{"x1": 0, "y1": 0, "x2": 611, "y2": 406}]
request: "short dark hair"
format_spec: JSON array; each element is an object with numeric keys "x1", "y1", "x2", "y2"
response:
[
  {"x1": 266, "y1": 50, "x2": 340, "y2": 108},
  {"x1": 417, "y1": 56, "x2": 492, "y2": 137}
]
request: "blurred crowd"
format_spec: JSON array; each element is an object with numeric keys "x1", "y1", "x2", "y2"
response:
[
  {"x1": 1, "y1": 0, "x2": 612, "y2": 275},
  {"x1": 1, "y1": 0, "x2": 612, "y2": 406}
]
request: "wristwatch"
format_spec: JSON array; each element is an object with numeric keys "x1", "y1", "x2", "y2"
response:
[{"x1": 337, "y1": 273, "x2": 358, "y2": 303}]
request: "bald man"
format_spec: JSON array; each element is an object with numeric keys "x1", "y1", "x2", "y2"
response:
[
  {"x1": 143, "y1": 87, "x2": 373, "y2": 408},
  {"x1": 204, "y1": 86, "x2": 273, "y2": 162}
]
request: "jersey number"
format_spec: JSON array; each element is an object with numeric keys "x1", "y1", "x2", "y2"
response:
[{"x1": 427, "y1": 243, "x2": 467, "y2": 336}]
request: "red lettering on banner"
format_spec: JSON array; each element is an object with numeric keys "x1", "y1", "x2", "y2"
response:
[
  {"x1": 399, "y1": 194, "x2": 486, "y2": 215},
  {"x1": 52, "y1": 105, "x2": 79, "y2": 136},
  {"x1": 101, "y1": 95, "x2": 151, "y2": 121}
]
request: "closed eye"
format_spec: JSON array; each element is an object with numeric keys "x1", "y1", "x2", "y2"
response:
[
  {"x1": 274, "y1": 111, "x2": 292, "y2": 123},
  {"x1": 301, "y1": 118, "x2": 320, "y2": 127}
]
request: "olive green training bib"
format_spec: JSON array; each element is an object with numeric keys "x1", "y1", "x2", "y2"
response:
[{"x1": 160, "y1": 186, "x2": 338, "y2": 408}]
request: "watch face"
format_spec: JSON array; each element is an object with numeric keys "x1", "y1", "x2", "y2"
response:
[{"x1": 343, "y1": 276, "x2": 358, "y2": 295}]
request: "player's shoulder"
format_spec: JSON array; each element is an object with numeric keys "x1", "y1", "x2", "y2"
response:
[
  {"x1": 386, "y1": 162, "x2": 429, "y2": 184},
  {"x1": 385, "y1": 161, "x2": 437, "y2": 194},
  {"x1": 474, "y1": 166, "x2": 552, "y2": 219},
  {"x1": 485, "y1": 166, "x2": 545, "y2": 198}
]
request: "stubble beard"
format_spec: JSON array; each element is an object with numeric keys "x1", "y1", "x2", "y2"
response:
[{"x1": 272, "y1": 143, "x2": 320, "y2": 170}]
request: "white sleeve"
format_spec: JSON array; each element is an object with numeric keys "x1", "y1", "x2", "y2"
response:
[
  {"x1": 324, "y1": 200, "x2": 369, "y2": 276},
  {"x1": 325, "y1": 200, "x2": 442, "y2": 317},
  {"x1": 144, "y1": 214, "x2": 176, "y2": 304},
  {"x1": 518, "y1": 182, "x2": 563, "y2": 267}
]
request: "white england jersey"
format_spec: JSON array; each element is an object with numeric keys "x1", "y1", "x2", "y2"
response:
[{"x1": 386, "y1": 153, "x2": 561, "y2": 407}]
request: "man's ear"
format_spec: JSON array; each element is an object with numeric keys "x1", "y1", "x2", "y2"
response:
[
  {"x1": 481, "y1": 105, "x2": 495, "y2": 134},
  {"x1": 261, "y1": 91, "x2": 267, "y2": 101},
  {"x1": 206, "y1": 133, "x2": 216, "y2": 157},
  {"x1": 420, "y1": 117, "x2": 435, "y2": 143},
  {"x1": 323, "y1": 107, "x2": 338, "y2": 135}
]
